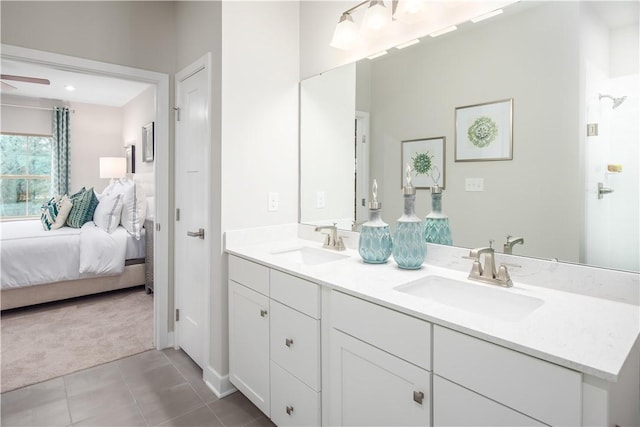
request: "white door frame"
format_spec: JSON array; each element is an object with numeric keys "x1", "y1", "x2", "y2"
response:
[
  {"x1": 0, "y1": 44, "x2": 171, "y2": 349},
  {"x1": 174, "y1": 53, "x2": 212, "y2": 371}
]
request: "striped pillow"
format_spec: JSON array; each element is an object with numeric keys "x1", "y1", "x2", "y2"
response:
[
  {"x1": 66, "y1": 187, "x2": 99, "y2": 228},
  {"x1": 40, "y1": 195, "x2": 73, "y2": 231}
]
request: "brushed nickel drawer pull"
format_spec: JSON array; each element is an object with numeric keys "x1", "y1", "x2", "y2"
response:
[
  {"x1": 413, "y1": 390, "x2": 424, "y2": 405},
  {"x1": 285, "y1": 338, "x2": 294, "y2": 347},
  {"x1": 286, "y1": 405, "x2": 294, "y2": 415}
]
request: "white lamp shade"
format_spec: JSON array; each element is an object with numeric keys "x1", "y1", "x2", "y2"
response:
[
  {"x1": 364, "y1": 0, "x2": 391, "y2": 30},
  {"x1": 330, "y1": 13, "x2": 358, "y2": 50},
  {"x1": 99, "y1": 157, "x2": 127, "y2": 179}
]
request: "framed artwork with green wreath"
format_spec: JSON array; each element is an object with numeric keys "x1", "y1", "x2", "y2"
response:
[
  {"x1": 455, "y1": 98, "x2": 513, "y2": 161},
  {"x1": 401, "y1": 136, "x2": 445, "y2": 189}
]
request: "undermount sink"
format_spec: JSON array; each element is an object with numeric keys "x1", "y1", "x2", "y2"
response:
[
  {"x1": 271, "y1": 246, "x2": 349, "y2": 266},
  {"x1": 394, "y1": 275, "x2": 544, "y2": 322}
]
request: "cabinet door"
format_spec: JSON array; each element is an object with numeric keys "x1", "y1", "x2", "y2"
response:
[
  {"x1": 228, "y1": 280, "x2": 270, "y2": 416},
  {"x1": 329, "y1": 329, "x2": 430, "y2": 426},
  {"x1": 433, "y1": 376, "x2": 546, "y2": 427}
]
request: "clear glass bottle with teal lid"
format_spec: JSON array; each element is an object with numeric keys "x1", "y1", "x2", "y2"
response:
[
  {"x1": 392, "y1": 165, "x2": 426, "y2": 269},
  {"x1": 423, "y1": 166, "x2": 453, "y2": 245},
  {"x1": 358, "y1": 179, "x2": 392, "y2": 264}
]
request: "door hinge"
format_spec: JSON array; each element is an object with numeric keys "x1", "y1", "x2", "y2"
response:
[
  {"x1": 176, "y1": 208, "x2": 180, "y2": 221},
  {"x1": 174, "y1": 107, "x2": 181, "y2": 122},
  {"x1": 175, "y1": 309, "x2": 180, "y2": 321}
]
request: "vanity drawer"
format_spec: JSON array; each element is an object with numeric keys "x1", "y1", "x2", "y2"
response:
[
  {"x1": 270, "y1": 269, "x2": 320, "y2": 319},
  {"x1": 270, "y1": 299, "x2": 321, "y2": 391},
  {"x1": 433, "y1": 325, "x2": 581, "y2": 427},
  {"x1": 228, "y1": 255, "x2": 269, "y2": 296},
  {"x1": 331, "y1": 291, "x2": 431, "y2": 370},
  {"x1": 433, "y1": 375, "x2": 545, "y2": 426},
  {"x1": 270, "y1": 361, "x2": 321, "y2": 427}
]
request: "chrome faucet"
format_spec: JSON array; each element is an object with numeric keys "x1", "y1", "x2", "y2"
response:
[
  {"x1": 466, "y1": 244, "x2": 515, "y2": 287},
  {"x1": 503, "y1": 235, "x2": 524, "y2": 254},
  {"x1": 315, "y1": 224, "x2": 346, "y2": 251}
]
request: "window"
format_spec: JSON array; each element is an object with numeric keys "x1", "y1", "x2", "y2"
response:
[{"x1": 1, "y1": 133, "x2": 53, "y2": 218}]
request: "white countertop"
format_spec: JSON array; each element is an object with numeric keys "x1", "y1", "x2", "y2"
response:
[{"x1": 225, "y1": 225, "x2": 639, "y2": 382}]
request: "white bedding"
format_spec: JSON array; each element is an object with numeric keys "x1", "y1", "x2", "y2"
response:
[{"x1": 1, "y1": 220, "x2": 144, "y2": 290}]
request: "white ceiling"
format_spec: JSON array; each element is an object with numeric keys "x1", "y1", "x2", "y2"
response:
[{"x1": 0, "y1": 59, "x2": 152, "y2": 107}]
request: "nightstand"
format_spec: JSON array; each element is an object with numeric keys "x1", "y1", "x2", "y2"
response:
[{"x1": 144, "y1": 219, "x2": 154, "y2": 294}]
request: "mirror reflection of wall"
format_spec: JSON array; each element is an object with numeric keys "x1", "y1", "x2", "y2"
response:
[{"x1": 299, "y1": 1, "x2": 639, "y2": 272}]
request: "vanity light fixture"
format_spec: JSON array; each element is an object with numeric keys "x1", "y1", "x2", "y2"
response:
[
  {"x1": 396, "y1": 39, "x2": 420, "y2": 49},
  {"x1": 367, "y1": 50, "x2": 388, "y2": 60},
  {"x1": 330, "y1": 0, "x2": 397, "y2": 50},
  {"x1": 330, "y1": 12, "x2": 359, "y2": 49},
  {"x1": 395, "y1": 0, "x2": 423, "y2": 17},
  {"x1": 471, "y1": 9, "x2": 503, "y2": 23},
  {"x1": 429, "y1": 25, "x2": 457, "y2": 37},
  {"x1": 363, "y1": 0, "x2": 391, "y2": 30}
]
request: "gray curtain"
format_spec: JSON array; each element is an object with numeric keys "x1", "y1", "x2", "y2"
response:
[{"x1": 52, "y1": 107, "x2": 71, "y2": 195}]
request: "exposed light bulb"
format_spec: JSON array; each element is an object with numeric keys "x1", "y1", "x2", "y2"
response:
[
  {"x1": 396, "y1": 39, "x2": 420, "y2": 49},
  {"x1": 330, "y1": 13, "x2": 358, "y2": 50},
  {"x1": 430, "y1": 25, "x2": 457, "y2": 37},
  {"x1": 471, "y1": 9, "x2": 504, "y2": 23},
  {"x1": 64, "y1": 85, "x2": 76, "y2": 92},
  {"x1": 364, "y1": 0, "x2": 390, "y2": 31},
  {"x1": 367, "y1": 50, "x2": 388, "y2": 60}
]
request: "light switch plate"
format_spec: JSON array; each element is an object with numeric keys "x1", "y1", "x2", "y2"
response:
[
  {"x1": 465, "y1": 178, "x2": 484, "y2": 192},
  {"x1": 268, "y1": 192, "x2": 279, "y2": 211}
]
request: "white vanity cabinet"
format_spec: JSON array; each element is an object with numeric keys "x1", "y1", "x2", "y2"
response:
[
  {"x1": 228, "y1": 256, "x2": 271, "y2": 416},
  {"x1": 328, "y1": 291, "x2": 432, "y2": 426},
  {"x1": 228, "y1": 255, "x2": 321, "y2": 426},
  {"x1": 432, "y1": 325, "x2": 582, "y2": 427}
]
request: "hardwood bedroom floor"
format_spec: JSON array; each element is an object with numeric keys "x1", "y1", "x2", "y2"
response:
[{"x1": 0, "y1": 349, "x2": 273, "y2": 427}]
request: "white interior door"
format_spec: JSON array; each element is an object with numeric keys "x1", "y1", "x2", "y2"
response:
[{"x1": 175, "y1": 63, "x2": 209, "y2": 368}]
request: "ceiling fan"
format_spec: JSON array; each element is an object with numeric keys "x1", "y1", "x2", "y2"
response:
[{"x1": 1, "y1": 74, "x2": 50, "y2": 91}]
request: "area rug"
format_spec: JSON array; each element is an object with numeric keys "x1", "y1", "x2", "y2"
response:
[{"x1": 0, "y1": 287, "x2": 153, "y2": 393}]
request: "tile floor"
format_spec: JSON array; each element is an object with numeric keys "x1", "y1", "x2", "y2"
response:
[{"x1": 1, "y1": 349, "x2": 274, "y2": 427}]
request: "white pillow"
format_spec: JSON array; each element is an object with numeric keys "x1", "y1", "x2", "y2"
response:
[
  {"x1": 120, "y1": 180, "x2": 147, "y2": 240},
  {"x1": 93, "y1": 192, "x2": 124, "y2": 233},
  {"x1": 99, "y1": 178, "x2": 146, "y2": 239}
]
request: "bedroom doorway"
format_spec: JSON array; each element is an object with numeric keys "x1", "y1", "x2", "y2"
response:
[
  {"x1": 173, "y1": 54, "x2": 212, "y2": 369},
  {"x1": 0, "y1": 44, "x2": 170, "y2": 349}
]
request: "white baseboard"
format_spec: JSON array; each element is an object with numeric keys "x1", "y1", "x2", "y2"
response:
[{"x1": 204, "y1": 365, "x2": 237, "y2": 398}]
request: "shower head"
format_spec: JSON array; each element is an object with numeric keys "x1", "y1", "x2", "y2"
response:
[{"x1": 599, "y1": 93, "x2": 627, "y2": 109}]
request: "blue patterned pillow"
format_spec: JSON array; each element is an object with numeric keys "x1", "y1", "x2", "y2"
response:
[
  {"x1": 66, "y1": 187, "x2": 99, "y2": 228},
  {"x1": 40, "y1": 195, "x2": 73, "y2": 231}
]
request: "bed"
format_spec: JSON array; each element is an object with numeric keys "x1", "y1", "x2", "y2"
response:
[{"x1": 0, "y1": 173, "x2": 153, "y2": 310}]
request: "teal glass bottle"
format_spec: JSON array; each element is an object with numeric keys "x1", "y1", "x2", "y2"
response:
[
  {"x1": 392, "y1": 166, "x2": 426, "y2": 269},
  {"x1": 424, "y1": 184, "x2": 453, "y2": 245},
  {"x1": 358, "y1": 179, "x2": 392, "y2": 264}
]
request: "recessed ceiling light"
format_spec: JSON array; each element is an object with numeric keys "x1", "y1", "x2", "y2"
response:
[
  {"x1": 396, "y1": 39, "x2": 420, "y2": 50},
  {"x1": 367, "y1": 50, "x2": 388, "y2": 60},
  {"x1": 430, "y1": 26, "x2": 457, "y2": 37},
  {"x1": 471, "y1": 9, "x2": 504, "y2": 23},
  {"x1": 65, "y1": 85, "x2": 75, "y2": 92}
]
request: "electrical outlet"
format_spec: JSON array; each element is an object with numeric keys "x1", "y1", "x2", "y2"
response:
[
  {"x1": 268, "y1": 192, "x2": 279, "y2": 211},
  {"x1": 465, "y1": 178, "x2": 484, "y2": 192},
  {"x1": 317, "y1": 191, "x2": 326, "y2": 209}
]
